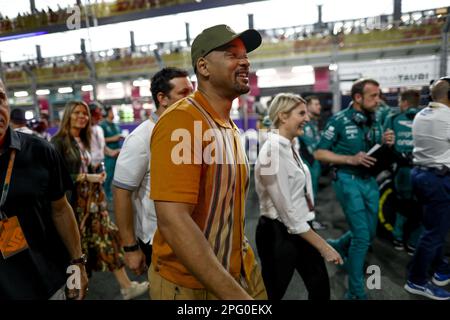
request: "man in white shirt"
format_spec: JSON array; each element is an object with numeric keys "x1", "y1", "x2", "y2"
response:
[
  {"x1": 113, "y1": 67, "x2": 193, "y2": 275},
  {"x1": 404, "y1": 77, "x2": 450, "y2": 300},
  {"x1": 89, "y1": 102, "x2": 119, "y2": 172}
]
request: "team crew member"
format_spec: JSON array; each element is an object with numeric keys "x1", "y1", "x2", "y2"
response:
[
  {"x1": 149, "y1": 24, "x2": 267, "y2": 300},
  {"x1": 383, "y1": 90, "x2": 422, "y2": 254},
  {"x1": 100, "y1": 105, "x2": 123, "y2": 200},
  {"x1": 298, "y1": 95, "x2": 322, "y2": 197},
  {"x1": 315, "y1": 78, "x2": 395, "y2": 299},
  {"x1": 298, "y1": 95, "x2": 327, "y2": 230}
]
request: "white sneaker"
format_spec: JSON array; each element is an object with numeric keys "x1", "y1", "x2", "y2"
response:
[{"x1": 121, "y1": 281, "x2": 149, "y2": 300}]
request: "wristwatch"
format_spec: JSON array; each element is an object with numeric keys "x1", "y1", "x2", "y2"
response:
[
  {"x1": 70, "y1": 254, "x2": 87, "y2": 265},
  {"x1": 123, "y1": 243, "x2": 140, "y2": 252}
]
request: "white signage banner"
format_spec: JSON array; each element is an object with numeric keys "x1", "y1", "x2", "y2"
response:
[{"x1": 338, "y1": 55, "x2": 446, "y2": 89}]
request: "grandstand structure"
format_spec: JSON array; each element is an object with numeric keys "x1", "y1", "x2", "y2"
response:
[{"x1": 0, "y1": 1, "x2": 449, "y2": 122}]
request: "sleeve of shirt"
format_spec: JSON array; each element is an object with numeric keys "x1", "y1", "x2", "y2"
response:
[
  {"x1": 258, "y1": 145, "x2": 311, "y2": 234},
  {"x1": 316, "y1": 117, "x2": 338, "y2": 151},
  {"x1": 97, "y1": 126, "x2": 106, "y2": 150},
  {"x1": 46, "y1": 143, "x2": 73, "y2": 201},
  {"x1": 447, "y1": 120, "x2": 450, "y2": 140},
  {"x1": 113, "y1": 132, "x2": 148, "y2": 191},
  {"x1": 150, "y1": 110, "x2": 202, "y2": 204},
  {"x1": 299, "y1": 125, "x2": 315, "y2": 154}
]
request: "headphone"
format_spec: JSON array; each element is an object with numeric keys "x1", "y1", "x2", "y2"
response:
[
  {"x1": 352, "y1": 110, "x2": 377, "y2": 150},
  {"x1": 352, "y1": 110, "x2": 375, "y2": 127}
]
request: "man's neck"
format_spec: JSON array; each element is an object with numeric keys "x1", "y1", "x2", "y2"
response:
[
  {"x1": 431, "y1": 99, "x2": 450, "y2": 108},
  {"x1": 155, "y1": 107, "x2": 164, "y2": 118},
  {"x1": 308, "y1": 112, "x2": 319, "y2": 121},
  {"x1": 198, "y1": 85, "x2": 233, "y2": 121},
  {"x1": 352, "y1": 102, "x2": 363, "y2": 112}
]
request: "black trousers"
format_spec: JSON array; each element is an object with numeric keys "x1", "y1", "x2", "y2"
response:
[{"x1": 255, "y1": 216, "x2": 330, "y2": 300}]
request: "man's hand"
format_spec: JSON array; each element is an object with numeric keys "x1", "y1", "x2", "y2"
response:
[
  {"x1": 383, "y1": 129, "x2": 395, "y2": 147},
  {"x1": 66, "y1": 265, "x2": 89, "y2": 300},
  {"x1": 347, "y1": 151, "x2": 377, "y2": 167},
  {"x1": 124, "y1": 250, "x2": 147, "y2": 275}
]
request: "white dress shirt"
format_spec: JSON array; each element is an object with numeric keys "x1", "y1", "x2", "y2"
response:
[
  {"x1": 113, "y1": 119, "x2": 157, "y2": 244},
  {"x1": 90, "y1": 124, "x2": 106, "y2": 166},
  {"x1": 255, "y1": 132, "x2": 315, "y2": 234},
  {"x1": 412, "y1": 102, "x2": 450, "y2": 168}
]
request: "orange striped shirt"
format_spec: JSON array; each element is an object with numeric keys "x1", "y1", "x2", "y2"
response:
[{"x1": 150, "y1": 91, "x2": 256, "y2": 289}]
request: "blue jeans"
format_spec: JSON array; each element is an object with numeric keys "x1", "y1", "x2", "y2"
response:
[
  {"x1": 333, "y1": 172, "x2": 379, "y2": 299},
  {"x1": 407, "y1": 168, "x2": 450, "y2": 285}
]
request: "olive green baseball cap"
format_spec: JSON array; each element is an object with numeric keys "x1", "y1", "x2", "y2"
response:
[{"x1": 191, "y1": 24, "x2": 262, "y2": 70}]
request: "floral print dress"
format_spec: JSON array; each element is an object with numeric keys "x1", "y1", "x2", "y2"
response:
[{"x1": 74, "y1": 137, "x2": 125, "y2": 274}]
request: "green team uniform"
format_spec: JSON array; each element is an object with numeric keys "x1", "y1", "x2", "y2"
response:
[
  {"x1": 317, "y1": 104, "x2": 383, "y2": 299},
  {"x1": 383, "y1": 108, "x2": 422, "y2": 247},
  {"x1": 100, "y1": 119, "x2": 121, "y2": 200},
  {"x1": 375, "y1": 102, "x2": 392, "y2": 127},
  {"x1": 298, "y1": 119, "x2": 321, "y2": 197}
]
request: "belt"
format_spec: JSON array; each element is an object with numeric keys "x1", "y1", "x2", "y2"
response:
[
  {"x1": 336, "y1": 170, "x2": 372, "y2": 180},
  {"x1": 416, "y1": 166, "x2": 450, "y2": 176}
]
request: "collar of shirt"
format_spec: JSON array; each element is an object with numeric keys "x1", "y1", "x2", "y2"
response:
[
  {"x1": 268, "y1": 131, "x2": 294, "y2": 148},
  {"x1": 193, "y1": 91, "x2": 237, "y2": 130},
  {"x1": 429, "y1": 101, "x2": 449, "y2": 109},
  {"x1": 150, "y1": 112, "x2": 159, "y2": 123},
  {"x1": 5, "y1": 128, "x2": 21, "y2": 151},
  {"x1": 0, "y1": 128, "x2": 21, "y2": 156}
]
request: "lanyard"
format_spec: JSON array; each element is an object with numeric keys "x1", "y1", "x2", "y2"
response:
[
  {"x1": 292, "y1": 145, "x2": 315, "y2": 211},
  {"x1": 291, "y1": 146, "x2": 308, "y2": 194},
  {"x1": 0, "y1": 149, "x2": 16, "y2": 220}
]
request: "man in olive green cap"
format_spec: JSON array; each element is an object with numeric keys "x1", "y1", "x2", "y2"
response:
[{"x1": 149, "y1": 25, "x2": 267, "y2": 300}]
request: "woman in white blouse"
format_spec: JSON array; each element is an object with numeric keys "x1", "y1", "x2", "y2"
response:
[{"x1": 254, "y1": 93, "x2": 343, "y2": 300}]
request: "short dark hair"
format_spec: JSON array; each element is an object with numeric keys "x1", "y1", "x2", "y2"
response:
[
  {"x1": 304, "y1": 95, "x2": 319, "y2": 105},
  {"x1": 351, "y1": 78, "x2": 380, "y2": 100},
  {"x1": 400, "y1": 89, "x2": 420, "y2": 107},
  {"x1": 88, "y1": 101, "x2": 104, "y2": 114},
  {"x1": 150, "y1": 67, "x2": 189, "y2": 108},
  {"x1": 10, "y1": 108, "x2": 27, "y2": 125}
]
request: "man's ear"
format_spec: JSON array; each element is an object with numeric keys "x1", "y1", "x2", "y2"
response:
[
  {"x1": 354, "y1": 93, "x2": 363, "y2": 105},
  {"x1": 196, "y1": 57, "x2": 210, "y2": 77},
  {"x1": 156, "y1": 92, "x2": 168, "y2": 108}
]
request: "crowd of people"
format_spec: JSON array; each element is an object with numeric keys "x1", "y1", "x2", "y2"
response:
[
  {"x1": 3, "y1": 5, "x2": 445, "y2": 82},
  {"x1": 0, "y1": 23, "x2": 449, "y2": 301},
  {"x1": 0, "y1": 1, "x2": 192, "y2": 35}
]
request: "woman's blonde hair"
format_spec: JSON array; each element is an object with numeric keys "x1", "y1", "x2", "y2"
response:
[{"x1": 268, "y1": 93, "x2": 306, "y2": 128}]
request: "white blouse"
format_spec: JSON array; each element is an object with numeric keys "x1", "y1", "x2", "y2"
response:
[{"x1": 255, "y1": 132, "x2": 315, "y2": 234}]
